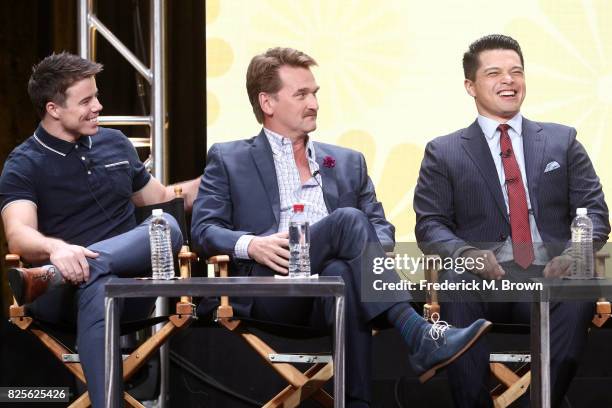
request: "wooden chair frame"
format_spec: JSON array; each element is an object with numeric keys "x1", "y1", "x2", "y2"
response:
[
  {"x1": 207, "y1": 255, "x2": 334, "y2": 408},
  {"x1": 423, "y1": 252, "x2": 609, "y2": 408}
]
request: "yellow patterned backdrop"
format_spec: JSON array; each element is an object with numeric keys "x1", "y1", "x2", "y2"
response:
[{"x1": 205, "y1": 0, "x2": 612, "y2": 241}]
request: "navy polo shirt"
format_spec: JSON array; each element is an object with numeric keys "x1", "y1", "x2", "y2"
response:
[{"x1": 0, "y1": 124, "x2": 151, "y2": 247}]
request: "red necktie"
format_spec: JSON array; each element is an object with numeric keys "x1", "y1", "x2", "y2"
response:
[{"x1": 499, "y1": 124, "x2": 534, "y2": 269}]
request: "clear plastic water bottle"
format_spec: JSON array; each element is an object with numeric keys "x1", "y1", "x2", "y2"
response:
[
  {"x1": 288, "y1": 203, "x2": 311, "y2": 278},
  {"x1": 570, "y1": 207, "x2": 594, "y2": 279},
  {"x1": 149, "y1": 209, "x2": 175, "y2": 279}
]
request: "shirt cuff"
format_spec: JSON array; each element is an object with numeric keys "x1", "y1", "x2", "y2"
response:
[
  {"x1": 452, "y1": 245, "x2": 479, "y2": 260},
  {"x1": 235, "y1": 235, "x2": 255, "y2": 259}
]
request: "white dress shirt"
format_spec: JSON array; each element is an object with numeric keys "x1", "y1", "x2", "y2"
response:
[{"x1": 478, "y1": 113, "x2": 549, "y2": 265}]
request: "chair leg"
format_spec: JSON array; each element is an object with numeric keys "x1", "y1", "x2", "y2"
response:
[
  {"x1": 263, "y1": 363, "x2": 334, "y2": 408},
  {"x1": 490, "y1": 363, "x2": 531, "y2": 408},
  {"x1": 311, "y1": 388, "x2": 334, "y2": 408},
  {"x1": 26, "y1": 326, "x2": 88, "y2": 383},
  {"x1": 239, "y1": 328, "x2": 319, "y2": 388},
  {"x1": 20, "y1": 320, "x2": 185, "y2": 408},
  {"x1": 68, "y1": 391, "x2": 90, "y2": 408},
  {"x1": 490, "y1": 363, "x2": 520, "y2": 388},
  {"x1": 236, "y1": 327, "x2": 336, "y2": 406},
  {"x1": 124, "y1": 392, "x2": 145, "y2": 408},
  {"x1": 122, "y1": 315, "x2": 193, "y2": 381}
]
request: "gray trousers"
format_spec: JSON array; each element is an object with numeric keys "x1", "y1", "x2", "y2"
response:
[{"x1": 29, "y1": 213, "x2": 182, "y2": 408}]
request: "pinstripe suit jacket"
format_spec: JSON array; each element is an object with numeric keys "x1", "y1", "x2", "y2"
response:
[{"x1": 414, "y1": 118, "x2": 610, "y2": 259}]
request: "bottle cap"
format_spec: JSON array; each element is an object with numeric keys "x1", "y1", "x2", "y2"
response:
[
  {"x1": 293, "y1": 203, "x2": 305, "y2": 212},
  {"x1": 577, "y1": 208, "x2": 587, "y2": 216},
  {"x1": 152, "y1": 208, "x2": 163, "y2": 216}
]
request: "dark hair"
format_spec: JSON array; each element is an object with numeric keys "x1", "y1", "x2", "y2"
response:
[
  {"x1": 27, "y1": 52, "x2": 103, "y2": 118},
  {"x1": 246, "y1": 47, "x2": 317, "y2": 123},
  {"x1": 463, "y1": 34, "x2": 524, "y2": 81}
]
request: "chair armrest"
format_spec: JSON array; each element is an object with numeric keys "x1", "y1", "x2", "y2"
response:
[
  {"x1": 175, "y1": 245, "x2": 197, "y2": 315},
  {"x1": 5, "y1": 254, "x2": 22, "y2": 268},
  {"x1": 207, "y1": 255, "x2": 230, "y2": 277},
  {"x1": 207, "y1": 255, "x2": 230, "y2": 264},
  {"x1": 5, "y1": 254, "x2": 24, "y2": 313},
  {"x1": 178, "y1": 246, "x2": 198, "y2": 270},
  {"x1": 206, "y1": 255, "x2": 235, "y2": 322},
  {"x1": 593, "y1": 251, "x2": 611, "y2": 326}
]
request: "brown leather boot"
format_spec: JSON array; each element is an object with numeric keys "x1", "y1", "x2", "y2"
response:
[{"x1": 7, "y1": 266, "x2": 61, "y2": 305}]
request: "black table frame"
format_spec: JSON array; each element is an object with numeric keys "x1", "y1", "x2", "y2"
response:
[
  {"x1": 530, "y1": 277, "x2": 612, "y2": 408},
  {"x1": 104, "y1": 276, "x2": 346, "y2": 407}
]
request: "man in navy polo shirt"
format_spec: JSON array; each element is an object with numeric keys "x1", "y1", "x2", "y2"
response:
[{"x1": 0, "y1": 53, "x2": 199, "y2": 407}]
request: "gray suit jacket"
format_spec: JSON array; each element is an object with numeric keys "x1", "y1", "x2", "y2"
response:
[
  {"x1": 414, "y1": 118, "x2": 610, "y2": 259},
  {"x1": 191, "y1": 130, "x2": 395, "y2": 269}
]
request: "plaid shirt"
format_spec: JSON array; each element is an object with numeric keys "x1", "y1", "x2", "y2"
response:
[{"x1": 234, "y1": 128, "x2": 328, "y2": 259}]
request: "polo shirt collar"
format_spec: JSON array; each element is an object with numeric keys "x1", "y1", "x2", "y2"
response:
[{"x1": 34, "y1": 123, "x2": 93, "y2": 156}]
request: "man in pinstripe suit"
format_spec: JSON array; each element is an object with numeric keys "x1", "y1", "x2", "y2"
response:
[{"x1": 414, "y1": 34, "x2": 609, "y2": 407}]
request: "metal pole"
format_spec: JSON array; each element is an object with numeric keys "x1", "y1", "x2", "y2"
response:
[
  {"x1": 104, "y1": 296, "x2": 120, "y2": 408},
  {"x1": 78, "y1": 1, "x2": 168, "y2": 405},
  {"x1": 77, "y1": 0, "x2": 89, "y2": 58},
  {"x1": 151, "y1": 0, "x2": 166, "y2": 182},
  {"x1": 77, "y1": 0, "x2": 170, "y2": 408},
  {"x1": 89, "y1": 15, "x2": 153, "y2": 82},
  {"x1": 334, "y1": 294, "x2": 345, "y2": 408},
  {"x1": 151, "y1": 2, "x2": 169, "y2": 407},
  {"x1": 98, "y1": 115, "x2": 152, "y2": 126},
  {"x1": 531, "y1": 299, "x2": 551, "y2": 408},
  {"x1": 76, "y1": 0, "x2": 156, "y2": 144}
]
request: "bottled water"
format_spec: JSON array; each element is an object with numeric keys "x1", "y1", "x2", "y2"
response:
[
  {"x1": 570, "y1": 207, "x2": 593, "y2": 279},
  {"x1": 149, "y1": 209, "x2": 175, "y2": 279},
  {"x1": 288, "y1": 203, "x2": 311, "y2": 278}
]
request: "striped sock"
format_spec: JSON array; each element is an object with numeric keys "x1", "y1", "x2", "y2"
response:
[{"x1": 386, "y1": 302, "x2": 429, "y2": 353}]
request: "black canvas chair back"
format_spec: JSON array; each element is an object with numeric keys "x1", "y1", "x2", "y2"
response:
[{"x1": 134, "y1": 196, "x2": 188, "y2": 242}]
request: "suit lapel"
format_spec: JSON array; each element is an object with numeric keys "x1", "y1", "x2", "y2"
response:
[
  {"x1": 461, "y1": 120, "x2": 509, "y2": 222},
  {"x1": 250, "y1": 131, "x2": 281, "y2": 225},
  {"x1": 521, "y1": 118, "x2": 545, "y2": 219},
  {"x1": 314, "y1": 143, "x2": 339, "y2": 212}
]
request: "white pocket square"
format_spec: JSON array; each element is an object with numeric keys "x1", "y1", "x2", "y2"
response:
[{"x1": 544, "y1": 161, "x2": 560, "y2": 173}]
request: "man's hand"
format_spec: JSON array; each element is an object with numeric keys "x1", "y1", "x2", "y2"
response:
[
  {"x1": 462, "y1": 249, "x2": 505, "y2": 280},
  {"x1": 543, "y1": 255, "x2": 572, "y2": 278},
  {"x1": 49, "y1": 242, "x2": 99, "y2": 284},
  {"x1": 247, "y1": 232, "x2": 290, "y2": 274}
]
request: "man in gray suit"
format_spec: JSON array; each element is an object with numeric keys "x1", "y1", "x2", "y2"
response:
[
  {"x1": 414, "y1": 34, "x2": 610, "y2": 407},
  {"x1": 191, "y1": 47, "x2": 491, "y2": 407}
]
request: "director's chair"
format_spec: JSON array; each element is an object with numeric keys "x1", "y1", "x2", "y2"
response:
[
  {"x1": 5, "y1": 187, "x2": 197, "y2": 407},
  {"x1": 207, "y1": 255, "x2": 334, "y2": 408},
  {"x1": 424, "y1": 252, "x2": 610, "y2": 408}
]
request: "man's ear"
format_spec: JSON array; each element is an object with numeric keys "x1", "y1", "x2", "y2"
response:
[
  {"x1": 45, "y1": 101, "x2": 61, "y2": 119},
  {"x1": 464, "y1": 79, "x2": 476, "y2": 98},
  {"x1": 259, "y1": 92, "x2": 275, "y2": 117}
]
